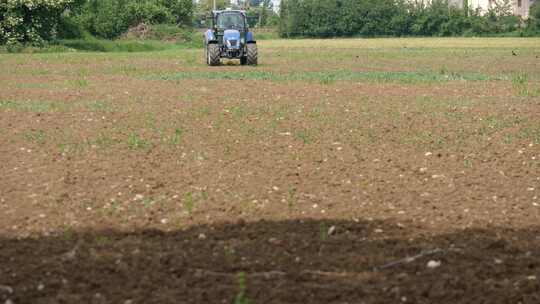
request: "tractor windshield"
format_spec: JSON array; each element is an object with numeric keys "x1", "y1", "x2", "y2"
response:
[{"x1": 216, "y1": 12, "x2": 245, "y2": 30}]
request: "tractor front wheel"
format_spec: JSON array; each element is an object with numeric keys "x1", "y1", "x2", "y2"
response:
[
  {"x1": 207, "y1": 44, "x2": 220, "y2": 66},
  {"x1": 246, "y1": 43, "x2": 258, "y2": 65}
]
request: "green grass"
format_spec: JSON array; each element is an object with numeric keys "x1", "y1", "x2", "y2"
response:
[
  {"x1": 58, "y1": 39, "x2": 172, "y2": 53},
  {"x1": 295, "y1": 129, "x2": 315, "y2": 144},
  {"x1": 85, "y1": 100, "x2": 115, "y2": 112},
  {"x1": 150, "y1": 70, "x2": 501, "y2": 84},
  {"x1": 23, "y1": 130, "x2": 47, "y2": 144},
  {"x1": 512, "y1": 72, "x2": 539, "y2": 97},
  {"x1": 0, "y1": 99, "x2": 69, "y2": 112},
  {"x1": 127, "y1": 133, "x2": 151, "y2": 150}
]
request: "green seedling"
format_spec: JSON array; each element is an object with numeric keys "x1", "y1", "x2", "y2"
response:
[
  {"x1": 127, "y1": 133, "x2": 150, "y2": 150},
  {"x1": 320, "y1": 223, "x2": 328, "y2": 241},
  {"x1": 288, "y1": 187, "x2": 297, "y2": 209},
  {"x1": 234, "y1": 272, "x2": 250, "y2": 304},
  {"x1": 183, "y1": 192, "x2": 195, "y2": 214},
  {"x1": 23, "y1": 130, "x2": 46, "y2": 144},
  {"x1": 170, "y1": 128, "x2": 183, "y2": 146}
]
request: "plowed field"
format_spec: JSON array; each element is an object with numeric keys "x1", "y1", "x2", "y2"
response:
[{"x1": 1, "y1": 38, "x2": 540, "y2": 303}]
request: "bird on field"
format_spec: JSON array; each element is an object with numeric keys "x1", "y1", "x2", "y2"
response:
[{"x1": 512, "y1": 50, "x2": 517, "y2": 56}]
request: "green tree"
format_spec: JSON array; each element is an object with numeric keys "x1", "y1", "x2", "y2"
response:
[
  {"x1": 0, "y1": 0, "x2": 75, "y2": 46},
  {"x1": 70, "y1": 0, "x2": 193, "y2": 39}
]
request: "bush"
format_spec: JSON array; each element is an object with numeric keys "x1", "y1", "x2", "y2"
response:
[
  {"x1": 66, "y1": 0, "x2": 193, "y2": 39},
  {"x1": 527, "y1": 2, "x2": 540, "y2": 33},
  {"x1": 123, "y1": 24, "x2": 202, "y2": 48},
  {"x1": 0, "y1": 0, "x2": 76, "y2": 46}
]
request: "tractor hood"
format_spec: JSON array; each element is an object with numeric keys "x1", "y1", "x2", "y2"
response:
[{"x1": 223, "y1": 30, "x2": 241, "y2": 49}]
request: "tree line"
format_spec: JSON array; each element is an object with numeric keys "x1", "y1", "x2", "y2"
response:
[
  {"x1": 0, "y1": 0, "x2": 276, "y2": 47},
  {"x1": 279, "y1": 0, "x2": 540, "y2": 37},
  {"x1": 2, "y1": 0, "x2": 539, "y2": 47}
]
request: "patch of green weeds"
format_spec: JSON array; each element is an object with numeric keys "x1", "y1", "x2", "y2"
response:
[
  {"x1": 144, "y1": 113, "x2": 158, "y2": 129},
  {"x1": 150, "y1": 70, "x2": 497, "y2": 84},
  {"x1": 229, "y1": 105, "x2": 246, "y2": 119},
  {"x1": 95, "y1": 235, "x2": 111, "y2": 247},
  {"x1": 519, "y1": 127, "x2": 540, "y2": 144},
  {"x1": 184, "y1": 53, "x2": 197, "y2": 65},
  {"x1": 127, "y1": 133, "x2": 151, "y2": 150},
  {"x1": 23, "y1": 130, "x2": 46, "y2": 144},
  {"x1": 183, "y1": 192, "x2": 195, "y2": 214},
  {"x1": 58, "y1": 39, "x2": 171, "y2": 53},
  {"x1": 512, "y1": 72, "x2": 528, "y2": 96},
  {"x1": 288, "y1": 187, "x2": 297, "y2": 209},
  {"x1": 309, "y1": 107, "x2": 323, "y2": 119},
  {"x1": 201, "y1": 190, "x2": 209, "y2": 200},
  {"x1": 319, "y1": 74, "x2": 336, "y2": 85},
  {"x1": 170, "y1": 128, "x2": 183, "y2": 146},
  {"x1": 0, "y1": 99, "x2": 68, "y2": 113},
  {"x1": 86, "y1": 100, "x2": 114, "y2": 112},
  {"x1": 182, "y1": 93, "x2": 196, "y2": 103},
  {"x1": 62, "y1": 226, "x2": 76, "y2": 241},
  {"x1": 115, "y1": 65, "x2": 140, "y2": 76},
  {"x1": 68, "y1": 78, "x2": 89, "y2": 88},
  {"x1": 295, "y1": 129, "x2": 314, "y2": 144},
  {"x1": 141, "y1": 197, "x2": 154, "y2": 208}
]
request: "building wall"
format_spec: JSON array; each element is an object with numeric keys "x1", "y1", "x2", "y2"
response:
[
  {"x1": 514, "y1": 0, "x2": 537, "y2": 18},
  {"x1": 465, "y1": 0, "x2": 537, "y2": 17},
  {"x1": 403, "y1": 0, "x2": 537, "y2": 17}
]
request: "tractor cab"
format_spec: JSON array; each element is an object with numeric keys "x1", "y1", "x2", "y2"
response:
[
  {"x1": 214, "y1": 10, "x2": 246, "y2": 31},
  {"x1": 204, "y1": 9, "x2": 257, "y2": 66}
]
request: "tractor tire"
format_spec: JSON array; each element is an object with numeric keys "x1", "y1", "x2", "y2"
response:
[
  {"x1": 246, "y1": 43, "x2": 258, "y2": 65},
  {"x1": 207, "y1": 44, "x2": 220, "y2": 66},
  {"x1": 240, "y1": 56, "x2": 247, "y2": 65}
]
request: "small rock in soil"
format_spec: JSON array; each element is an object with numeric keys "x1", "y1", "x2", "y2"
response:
[
  {"x1": 427, "y1": 260, "x2": 442, "y2": 269},
  {"x1": 0, "y1": 285, "x2": 13, "y2": 294},
  {"x1": 328, "y1": 225, "x2": 336, "y2": 236}
]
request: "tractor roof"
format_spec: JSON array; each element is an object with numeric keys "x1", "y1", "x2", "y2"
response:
[{"x1": 212, "y1": 9, "x2": 246, "y2": 15}]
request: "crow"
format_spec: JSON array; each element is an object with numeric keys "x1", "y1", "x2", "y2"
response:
[{"x1": 512, "y1": 50, "x2": 517, "y2": 56}]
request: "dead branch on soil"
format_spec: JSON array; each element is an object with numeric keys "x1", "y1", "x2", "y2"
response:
[
  {"x1": 374, "y1": 248, "x2": 444, "y2": 271},
  {"x1": 193, "y1": 269, "x2": 286, "y2": 279},
  {"x1": 0, "y1": 285, "x2": 13, "y2": 294},
  {"x1": 300, "y1": 270, "x2": 361, "y2": 278},
  {"x1": 193, "y1": 269, "x2": 372, "y2": 279}
]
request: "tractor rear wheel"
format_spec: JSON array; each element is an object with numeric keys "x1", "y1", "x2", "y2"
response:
[
  {"x1": 246, "y1": 43, "x2": 258, "y2": 65},
  {"x1": 207, "y1": 44, "x2": 220, "y2": 66}
]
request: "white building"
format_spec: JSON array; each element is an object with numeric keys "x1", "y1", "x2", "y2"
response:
[
  {"x1": 406, "y1": 0, "x2": 537, "y2": 17},
  {"x1": 465, "y1": 0, "x2": 536, "y2": 17}
]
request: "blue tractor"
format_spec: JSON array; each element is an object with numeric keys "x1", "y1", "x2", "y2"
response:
[{"x1": 204, "y1": 9, "x2": 258, "y2": 66}]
